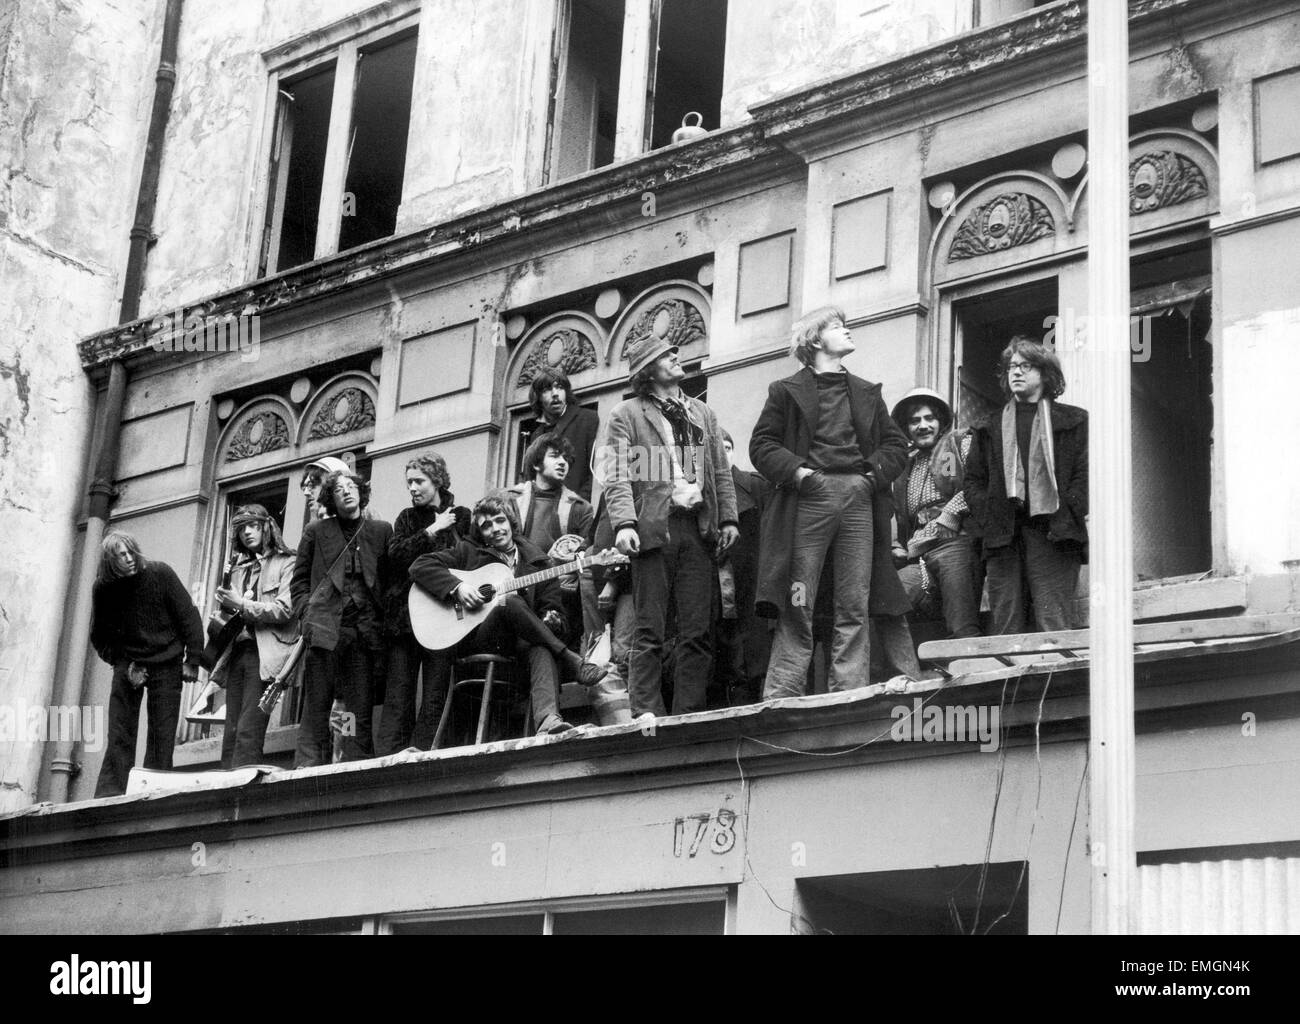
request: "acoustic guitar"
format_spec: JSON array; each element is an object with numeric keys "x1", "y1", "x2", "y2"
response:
[{"x1": 408, "y1": 548, "x2": 628, "y2": 652}]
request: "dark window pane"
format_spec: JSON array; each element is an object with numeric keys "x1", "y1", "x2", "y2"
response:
[
  {"x1": 650, "y1": 0, "x2": 727, "y2": 151},
  {"x1": 340, "y1": 32, "x2": 418, "y2": 251},
  {"x1": 276, "y1": 65, "x2": 336, "y2": 272},
  {"x1": 551, "y1": 900, "x2": 725, "y2": 935}
]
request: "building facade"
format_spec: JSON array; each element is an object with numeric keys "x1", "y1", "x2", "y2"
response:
[{"x1": 2, "y1": 0, "x2": 1299, "y2": 933}]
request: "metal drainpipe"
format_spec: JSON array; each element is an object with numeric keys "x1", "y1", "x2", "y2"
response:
[{"x1": 47, "y1": 0, "x2": 184, "y2": 803}]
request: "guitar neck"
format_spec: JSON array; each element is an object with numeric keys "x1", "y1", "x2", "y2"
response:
[{"x1": 497, "y1": 554, "x2": 586, "y2": 595}]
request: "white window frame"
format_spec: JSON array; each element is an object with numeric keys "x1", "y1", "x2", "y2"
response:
[
  {"x1": 547, "y1": 0, "x2": 729, "y2": 182},
  {"x1": 375, "y1": 885, "x2": 735, "y2": 935},
  {"x1": 251, "y1": 0, "x2": 421, "y2": 279}
]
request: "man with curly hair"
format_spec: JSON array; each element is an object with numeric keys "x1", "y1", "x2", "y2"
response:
[
  {"x1": 292, "y1": 469, "x2": 393, "y2": 765},
  {"x1": 965, "y1": 336, "x2": 1089, "y2": 634},
  {"x1": 379, "y1": 452, "x2": 469, "y2": 754}
]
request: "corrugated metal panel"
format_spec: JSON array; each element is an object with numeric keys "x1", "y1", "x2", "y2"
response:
[{"x1": 1137, "y1": 858, "x2": 1300, "y2": 934}]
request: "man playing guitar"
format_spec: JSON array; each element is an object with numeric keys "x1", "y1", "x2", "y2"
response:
[
  {"x1": 409, "y1": 491, "x2": 603, "y2": 738},
  {"x1": 211, "y1": 505, "x2": 298, "y2": 768}
]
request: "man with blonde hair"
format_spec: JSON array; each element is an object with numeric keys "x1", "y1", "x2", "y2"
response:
[{"x1": 751, "y1": 306, "x2": 919, "y2": 697}]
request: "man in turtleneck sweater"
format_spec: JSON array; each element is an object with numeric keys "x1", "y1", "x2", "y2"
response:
[
  {"x1": 751, "y1": 306, "x2": 920, "y2": 697},
  {"x1": 91, "y1": 532, "x2": 205, "y2": 797}
]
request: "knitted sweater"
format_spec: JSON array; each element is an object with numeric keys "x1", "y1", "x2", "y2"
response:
[{"x1": 90, "y1": 561, "x2": 205, "y2": 667}]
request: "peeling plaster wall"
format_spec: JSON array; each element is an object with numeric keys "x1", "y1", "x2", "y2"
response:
[
  {"x1": 722, "y1": 0, "x2": 978, "y2": 124},
  {"x1": 0, "y1": 0, "x2": 158, "y2": 812}
]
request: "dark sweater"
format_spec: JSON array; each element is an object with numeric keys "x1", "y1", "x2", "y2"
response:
[
  {"x1": 806, "y1": 371, "x2": 865, "y2": 474},
  {"x1": 385, "y1": 495, "x2": 466, "y2": 636},
  {"x1": 90, "y1": 561, "x2": 205, "y2": 667}
]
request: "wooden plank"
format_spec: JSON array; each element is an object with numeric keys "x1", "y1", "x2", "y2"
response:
[
  {"x1": 920, "y1": 613, "x2": 1300, "y2": 662},
  {"x1": 1133, "y1": 576, "x2": 1249, "y2": 621}
]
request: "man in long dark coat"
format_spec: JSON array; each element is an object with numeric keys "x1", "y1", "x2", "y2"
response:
[{"x1": 750, "y1": 306, "x2": 921, "y2": 697}]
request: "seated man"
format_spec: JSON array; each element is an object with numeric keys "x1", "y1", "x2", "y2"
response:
[
  {"x1": 890, "y1": 387, "x2": 982, "y2": 640},
  {"x1": 408, "y1": 491, "x2": 601, "y2": 738}
]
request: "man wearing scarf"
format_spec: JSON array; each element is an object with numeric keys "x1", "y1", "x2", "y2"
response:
[
  {"x1": 965, "y1": 337, "x2": 1089, "y2": 634},
  {"x1": 211, "y1": 505, "x2": 299, "y2": 767},
  {"x1": 603, "y1": 336, "x2": 738, "y2": 720}
]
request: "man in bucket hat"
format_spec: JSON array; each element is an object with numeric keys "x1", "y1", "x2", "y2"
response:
[
  {"x1": 601, "y1": 334, "x2": 737, "y2": 720},
  {"x1": 890, "y1": 387, "x2": 982, "y2": 639}
]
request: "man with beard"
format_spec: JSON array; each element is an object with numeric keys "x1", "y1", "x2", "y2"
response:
[
  {"x1": 890, "y1": 388, "x2": 982, "y2": 640},
  {"x1": 520, "y1": 369, "x2": 600, "y2": 501}
]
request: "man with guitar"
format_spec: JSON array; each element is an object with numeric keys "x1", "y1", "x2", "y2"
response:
[
  {"x1": 408, "y1": 491, "x2": 605, "y2": 738},
  {"x1": 209, "y1": 505, "x2": 299, "y2": 768},
  {"x1": 292, "y1": 470, "x2": 393, "y2": 766}
]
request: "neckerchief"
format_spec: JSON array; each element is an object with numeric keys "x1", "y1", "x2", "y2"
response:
[{"x1": 1001, "y1": 398, "x2": 1059, "y2": 516}]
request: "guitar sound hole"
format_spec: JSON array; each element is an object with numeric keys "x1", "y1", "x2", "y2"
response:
[{"x1": 479, "y1": 586, "x2": 495, "y2": 600}]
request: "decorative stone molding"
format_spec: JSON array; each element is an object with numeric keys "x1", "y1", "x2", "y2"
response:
[
  {"x1": 610, "y1": 281, "x2": 712, "y2": 365},
  {"x1": 1128, "y1": 149, "x2": 1209, "y2": 214},
  {"x1": 215, "y1": 398, "x2": 299, "y2": 470},
  {"x1": 307, "y1": 386, "x2": 376, "y2": 440},
  {"x1": 514, "y1": 323, "x2": 600, "y2": 389},
  {"x1": 948, "y1": 192, "x2": 1055, "y2": 262}
]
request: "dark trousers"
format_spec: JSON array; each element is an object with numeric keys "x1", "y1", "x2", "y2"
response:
[
  {"x1": 379, "y1": 634, "x2": 449, "y2": 754},
  {"x1": 465, "y1": 596, "x2": 565, "y2": 729},
  {"x1": 765, "y1": 474, "x2": 874, "y2": 698},
  {"x1": 295, "y1": 629, "x2": 378, "y2": 767},
  {"x1": 220, "y1": 640, "x2": 271, "y2": 769},
  {"x1": 628, "y1": 513, "x2": 715, "y2": 717},
  {"x1": 985, "y1": 517, "x2": 1083, "y2": 634},
  {"x1": 95, "y1": 659, "x2": 183, "y2": 798},
  {"x1": 899, "y1": 535, "x2": 982, "y2": 639}
]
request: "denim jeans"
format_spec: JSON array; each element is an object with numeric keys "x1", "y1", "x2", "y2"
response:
[
  {"x1": 220, "y1": 639, "x2": 271, "y2": 768},
  {"x1": 95, "y1": 659, "x2": 183, "y2": 798},
  {"x1": 985, "y1": 516, "x2": 1083, "y2": 634},
  {"x1": 764, "y1": 473, "x2": 875, "y2": 698},
  {"x1": 628, "y1": 513, "x2": 715, "y2": 717},
  {"x1": 899, "y1": 535, "x2": 982, "y2": 639}
]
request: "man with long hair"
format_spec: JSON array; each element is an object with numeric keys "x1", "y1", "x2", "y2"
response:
[
  {"x1": 292, "y1": 469, "x2": 393, "y2": 765},
  {"x1": 210, "y1": 505, "x2": 299, "y2": 768},
  {"x1": 604, "y1": 336, "x2": 738, "y2": 720},
  {"x1": 750, "y1": 306, "x2": 918, "y2": 697},
  {"x1": 90, "y1": 532, "x2": 205, "y2": 797},
  {"x1": 409, "y1": 491, "x2": 602, "y2": 738},
  {"x1": 379, "y1": 451, "x2": 470, "y2": 754},
  {"x1": 520, "y1": 368, "x2": 600, "y2": 501},
  {"x1": 965, "y1": 336, "x2": 1089, "y2": 633}
]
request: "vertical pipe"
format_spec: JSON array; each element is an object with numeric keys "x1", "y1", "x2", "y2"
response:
[
  {"x1": 1087, "y1": 0, "x2": 1137, "y2": 934},
  {"x1": 48, "y1": 0, "x2": 184, "y2": 803}
]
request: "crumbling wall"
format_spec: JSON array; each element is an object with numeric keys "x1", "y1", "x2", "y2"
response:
[{"x1": 0, "y1": 0, "x2": 158, "y2": 812}]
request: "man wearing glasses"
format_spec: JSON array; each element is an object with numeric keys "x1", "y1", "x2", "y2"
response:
[{"x1": 965, "y1": 336, "x2": 1089, "y2": 634}]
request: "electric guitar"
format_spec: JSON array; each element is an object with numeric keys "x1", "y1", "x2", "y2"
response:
[{"x1": 408, "y1": 548, "x2": 628, "y2": 652}]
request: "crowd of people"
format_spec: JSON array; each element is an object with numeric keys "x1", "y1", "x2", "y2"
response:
[{"x1": 88, "y1": 305, "x2": 1088, "y2": 795}]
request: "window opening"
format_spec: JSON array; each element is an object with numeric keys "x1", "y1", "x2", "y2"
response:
[
  {"x1": 339, "y1": 31, "x2": 418, "y2": 251},
  {"x1": 551, "y1": 0, "x2": 625, "y2": 180},
  {"x1": 266, "y1": 65, "x2": 336, "y2": 275},
  {"x1": 649, "y1": 0, "x2": 727, "y2": 151}
]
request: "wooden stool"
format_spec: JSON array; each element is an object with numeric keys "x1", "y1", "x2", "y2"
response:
[{"x1": 432, "y1": 654, "x2": 528, "y2": 749}]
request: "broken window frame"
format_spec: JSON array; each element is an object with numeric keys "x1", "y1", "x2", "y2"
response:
[
  {"x1": 254, "y1": 2, "x2": 421, "y2": 278},
  {"x1": 545, "y1": 0, "x2": 729, "y2": 183}
]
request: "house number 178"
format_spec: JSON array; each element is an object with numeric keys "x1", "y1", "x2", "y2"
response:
[{"x1": 672, "y1": 810, "x2": 737, "y2": 858}]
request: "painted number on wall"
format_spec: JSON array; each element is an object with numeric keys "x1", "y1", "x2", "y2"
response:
[{"x1": 672, "y1": 810, "x2": 737, "y2": 858}]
